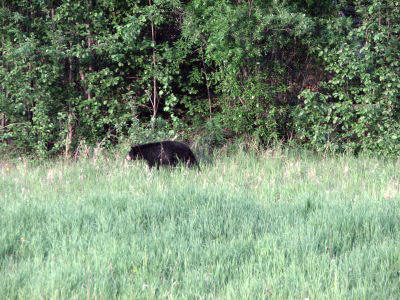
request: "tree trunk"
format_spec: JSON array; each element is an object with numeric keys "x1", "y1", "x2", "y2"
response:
[
  {"x1": 200, "y1": 45, "x2": 212, "y2": 119},
  {"x1": 149, "y1": 0, "x2": 158, "y2": 120},
  {"x1": 65, "y1": 112, "x2": 74, "y2": 159},
  {"x1": 0, "y1": 113, "x2": 5, "y2": 143},
  {"x1": 79, "y1": 69, "x2": 91, "y2": 100},
  {"x1": 65, "y1": 42, "x2": 74, "y2": 159}
]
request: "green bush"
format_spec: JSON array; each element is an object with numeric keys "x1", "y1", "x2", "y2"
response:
[
  {"x1": 293, "y1": 0, "x2": 400, "y2": 156},
  {"x1": 1, "y1": 0, "x2": 399, "y2": 156}
]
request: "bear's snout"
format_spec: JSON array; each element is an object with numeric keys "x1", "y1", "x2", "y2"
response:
[{"x1": 126, "y1": 154, "x2": 132, "y2": 161}]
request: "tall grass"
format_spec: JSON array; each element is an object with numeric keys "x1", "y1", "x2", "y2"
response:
[{"x1": 1, "y1": 149, "x2": 400, "y2": 298}]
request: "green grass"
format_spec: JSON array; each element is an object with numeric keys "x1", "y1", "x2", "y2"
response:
[{"x1": 1, "y1": 150, "x2": 400, "y2": 299}]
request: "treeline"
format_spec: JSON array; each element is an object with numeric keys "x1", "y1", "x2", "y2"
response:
[{"x1": 1, "y1": 0, "x2": 399, "y2": 157}]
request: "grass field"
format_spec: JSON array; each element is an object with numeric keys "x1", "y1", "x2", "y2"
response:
[{"x1": 1, "y1": 149, "x2": 400, "y2": 299}]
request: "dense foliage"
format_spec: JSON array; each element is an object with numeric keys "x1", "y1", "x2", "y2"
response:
[{"x1": 1, "y1": 0, "x2": 399, "y2": 157}]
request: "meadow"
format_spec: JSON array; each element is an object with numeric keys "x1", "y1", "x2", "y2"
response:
[{"x1": 1, "y1": 149, "x2": 400, "y2": 299}]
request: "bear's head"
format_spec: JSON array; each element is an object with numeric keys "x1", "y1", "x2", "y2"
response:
[{"x1": 126, "y1": 146, "x2": 141, "y2": 161}]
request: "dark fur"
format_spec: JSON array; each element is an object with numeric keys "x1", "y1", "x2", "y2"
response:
[{"x1": 126, "y1": 141, "x2": 199, "y2": 169}]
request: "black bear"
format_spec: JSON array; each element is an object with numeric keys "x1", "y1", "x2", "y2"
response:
[{"x1": 126, "y1": 141, "x2": 199, "y2": 169}]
